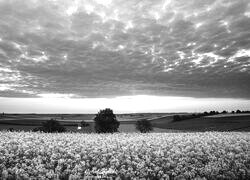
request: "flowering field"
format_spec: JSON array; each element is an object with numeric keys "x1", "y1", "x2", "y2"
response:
[{"x1": 0, "y1": 132, "x2": 249, "y2": 179}]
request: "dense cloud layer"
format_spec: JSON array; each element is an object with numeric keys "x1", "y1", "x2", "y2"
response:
[{"x1": 0, "y1": 0, "x2": 250, "y2": 98}]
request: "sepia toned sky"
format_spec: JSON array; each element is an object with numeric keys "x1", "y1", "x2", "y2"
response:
[{"x1": 0, "y1": 0, "x2": 250, "y2": 113}]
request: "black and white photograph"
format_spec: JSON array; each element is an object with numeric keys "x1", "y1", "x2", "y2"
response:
[{"x1": 0, "y1": 0, "x2": 250, "y2": 179}]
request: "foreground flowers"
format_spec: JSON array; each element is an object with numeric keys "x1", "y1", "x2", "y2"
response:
[{"x1": 0, "y1": 132, "x2": 249, "y2": 179}]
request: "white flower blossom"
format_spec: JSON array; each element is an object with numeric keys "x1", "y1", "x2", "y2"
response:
[{"x1": 0, "y1": 131, "x2": 249, "y2": 179}]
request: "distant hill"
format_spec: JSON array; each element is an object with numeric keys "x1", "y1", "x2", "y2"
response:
[
  {"x1": 151, "y1": 114, "x2": 250, "y2": 131},
  {"x1": 1, "y1": 113, "x2": 250, "y2": 132}
]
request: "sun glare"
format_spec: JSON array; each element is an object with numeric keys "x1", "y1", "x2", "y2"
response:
[
  {"x1": 1, "y1": 95, "x2": 250, "y2": 113},
  {"x1": 38, "y1": 93, "x2": 76, "y2": 98}
]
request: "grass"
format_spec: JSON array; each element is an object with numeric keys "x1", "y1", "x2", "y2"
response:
[
  {"x1": 1, "y1": 113, "x2": 250, "y2": 132},
  {"x1": 0, "y1": 113, "x2": 168, "y2": 132},
  {"x1": 152, "y1": 115, "x2": 250, "y2": 131}
]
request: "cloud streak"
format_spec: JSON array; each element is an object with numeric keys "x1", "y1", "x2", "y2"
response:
[{"x1": 0, "y1": 0, "x2": 250, "y2": 99}]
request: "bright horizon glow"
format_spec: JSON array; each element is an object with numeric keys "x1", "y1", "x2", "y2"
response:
[{"x1": 0, "y1": 95, "x2": 250, "y2": 114}]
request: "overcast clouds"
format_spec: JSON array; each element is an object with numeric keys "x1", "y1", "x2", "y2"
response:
[{"x1": 0, "y1": 0, "x2": 250, "y2": 99}]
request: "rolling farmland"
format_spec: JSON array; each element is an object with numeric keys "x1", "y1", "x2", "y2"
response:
[{"x1": 1, "y1": 113, "x2": 250, "y2": 132}]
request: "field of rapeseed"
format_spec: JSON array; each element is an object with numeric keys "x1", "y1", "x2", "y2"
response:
[{"x1": 0, "y1": 132, "x2": 249, "y2": 180}]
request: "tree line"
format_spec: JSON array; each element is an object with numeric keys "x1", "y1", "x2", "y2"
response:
[{"x1": 173, "y1": 109, "x2": 250, "y2": 122}]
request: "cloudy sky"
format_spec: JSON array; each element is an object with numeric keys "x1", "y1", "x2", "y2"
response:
[{"x1": 0, "y1": 0, "x2": 250, "y2": 113}]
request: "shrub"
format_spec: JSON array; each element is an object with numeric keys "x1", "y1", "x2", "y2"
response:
[
  {"x1": 173, "y1": 114, "x2": 199, "y2": 122},
  {"x1": 94, "y1": 108, "x2": 120, "y2": 133},
  {"x1": 173, "y1": 115, "x2": 182, "y2": 121},
  {"x1": 33, "y1": 119, "x2": 66, "y2": 133},
  {"x1": 135, "y1": 119, "x2": 153, "y2": 133},
  {"x1": 80, "y1": 120, "x2": 89, "y2": 127},
  {"x1": 173, "y1": 111, "x2": 220, "y2": 122}
]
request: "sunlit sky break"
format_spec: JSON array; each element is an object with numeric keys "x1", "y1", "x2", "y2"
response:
[{"x1": 0, "y1": 0, "x2": 250, "y2": 113}]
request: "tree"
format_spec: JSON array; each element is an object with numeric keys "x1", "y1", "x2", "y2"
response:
[
  {"x1": 222, "y1": 110, "x2": 227, "y2": 114},
  {"x1": 203, "y1": 111, "x2": 209, "y2": 116},
  {"x1": 135, "y1": 119, "x2": 153, "y2": 133},
  {"x1": 236, "y1": 109, "x2": 241, "y2": 113},
  {"x1": 33, "y1": 119, "x2": 66, "y2": 133},
  {"x1": 94, "y1": 108, "x2": 120, "y2": 133},
  {"x1": 209, "y1": 111, "x2": 216, "y2": 115}
]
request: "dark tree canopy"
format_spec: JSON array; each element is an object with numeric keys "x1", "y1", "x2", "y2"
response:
[
  {"x1": 222, "y1": 110, "x2": 228, "y2": 114},
  {"x1": 135, "y1": 119, "x2": 153, "y2": 133},
  {"x1": 94, "y1": 108, "x2": 120, "y2": 133},
  {"x1": 33, "y1": 119, "x2": 66, "y2": 133},
  {"x1": 236, "y1": 109, "x2": 242, "y2": 113}
]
